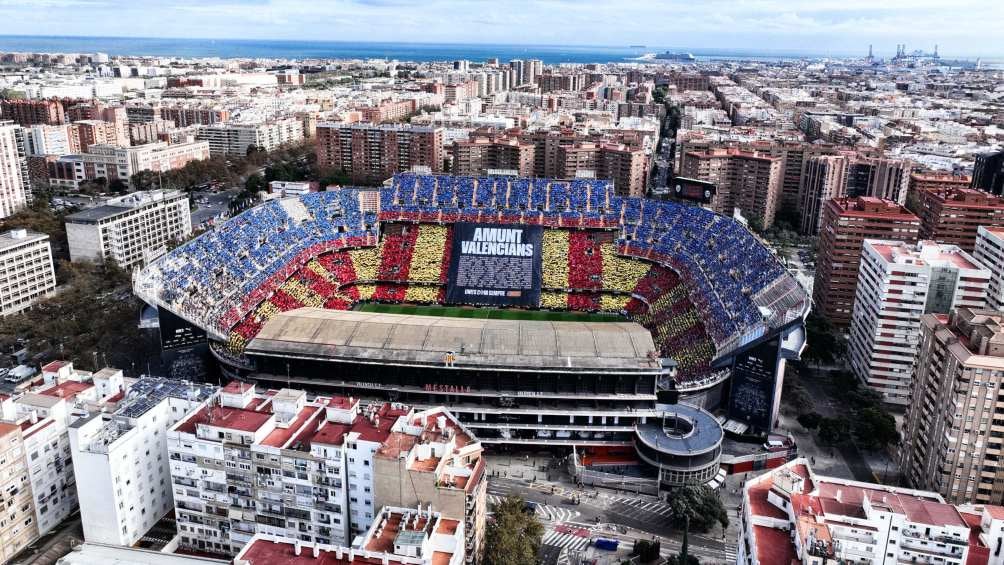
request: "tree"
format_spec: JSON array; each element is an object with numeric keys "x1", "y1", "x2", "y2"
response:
[
  {"x1": 797, "y1": 412, "x2": 823, "y2": 430},
  {"x1": 482, "y1": 496, "x2": 543, "y2": 565},
  {"x1": 666, "y1": 486, "x2": 728, "y2": 533},
  {"x1": 667, "y1": 554, "x2": 700, "y2": 565},
  {"x1": 802, "y1": 312, "x2": 847, "y2": 366},
  {"x1": 853, "y1": 406, "x2": 900, "y2": 450},
  {"x1": 818, "y1": 416, "x2": 852, "y2": 445},
  {"x1": 632, "y1": 539, "x2": 664, "y2": 564},
  {"x1": 0, "y1": 259, "x2": 160, "y2": 374},
  {"x1": 245, "y1": 173, "x2": 266, "y2": 193}
]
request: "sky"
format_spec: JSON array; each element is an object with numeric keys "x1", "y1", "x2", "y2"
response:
[{"x1": 3, "y1": 0, "x2": 1003, "y2": 57}]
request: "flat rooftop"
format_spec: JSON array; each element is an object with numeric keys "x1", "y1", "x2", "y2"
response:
[
  {"x1": 246, "y1": 308, "x2": 660, "y2": 371},
  {"x1": 0, "y1": 229, "x2": 48, "y2": 250}
]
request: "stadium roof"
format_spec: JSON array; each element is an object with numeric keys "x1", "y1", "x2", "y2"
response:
[{"x1": 246, "y1": 308, "x2": 661, "y2": 372}]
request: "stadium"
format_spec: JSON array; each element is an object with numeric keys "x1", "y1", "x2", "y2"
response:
[{"x1": 134, "y1": 173, "x2": 809, "y2": 488}]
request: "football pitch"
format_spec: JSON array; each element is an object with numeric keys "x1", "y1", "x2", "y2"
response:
[{"x1": 356, "y1": 302, "x2": 623, "y2": 322}]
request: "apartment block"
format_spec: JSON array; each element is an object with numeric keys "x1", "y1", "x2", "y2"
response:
[
  {"x1": 234, "y1": 505, "x2": 467, "y2": 565},
  {"x1": 450, "y1": 133, "x2": 535, "y2": 177},
  {"x1": 68, "y1": 378, "x2": 216, "y2": 547},
  {"x1": 0, "y1": 120, "x2": 28, "y2": 219},
  {"x1": 738, "y1": 458, "x2": 976, "y2": 564},
  {"x1": 900, "y1": 309, "x2": 1004, "y2": 505},
  {"x1": 0, "y1": 361, "x2": 126, "y2": 543},
  {"x1": 196, "y1": 118, "x2": 305, "y2": 156},
  {"x1": 0, "y1": 422, "x2": 38, "y2": 565},
  {"x1": 47, "y1": 140, "x2": 210, "y2": 190},
  {"x1": 64, "y1": 189, "x2": 192, "y2": 269},
  {"x1": 680, "y1": 148, "x2": 783, "y2": 228},
  {"x1": 797, "y1": 154, "x2": 848, "y2": 235},
  {"x1": 813, "y1": 197, "x2": 920, "y2": 329},
  {"x1": 168, "y1": 382, "x2": 484, "y2": 560},
  {"x1": 909, "y1": 186, "x2": 1004, "y2": 253},
  {"x1": 0, "y1": 98, "x2": 66, "y2": 126},
  {"x1": 360, "y1": 99, "x2": 418, "y2": 123},
  {"x1": 848, "y1": 240, "x2": 989, "y2": 405},
  {"x1": 972, "y1": 151, "x2": 1004, "y2": 196},
  {"x1": 0, "y1": 229, "x2": 56, "y2": 316},
  {"x1": 975, "y1": 226, "x2": 1004, "y2": 311},
  {"x1": 316, "y1": 123, "x2": 443, "y2": 186}
]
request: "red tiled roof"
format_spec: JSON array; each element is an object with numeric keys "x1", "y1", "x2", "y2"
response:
[
  {"x1": 261, "y1": 406, "x2": 323, "y2": 448},
  {"x1": 105, "y1": 390, "x2": 125, "y2": 403},
  {"x1": 41, "y1": 360, "x2": 68, "y2": 373},
  {"x1": 240, "y1": 539, "x2": 405, "y2": 565},
  {"x1": 39, "y1": 381, "x2": 92, "y2": 400},
  {"x1": 752, "y1": 525, "x2": 797, "y2": 565},
  {"x1": 984, "y1": 505, "x2": 1004, "y2": 520},
  {"x1": 175, "y1": 405, "x2": 273, "y2": 434},
  {"x1": 747, "y1": 479, "x2": 788, "y2": 521}
]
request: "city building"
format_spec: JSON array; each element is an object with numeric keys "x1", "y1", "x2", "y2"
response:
[
  {"x1": 46, "y1": 139, "x2": 210, "y2": 190},
  {"x1": 196, "y1": 118, "x2": 305, "y2": 156},
  {"x1": 269, "y1": 180, "x2": 319, "y2": 197},
  {"x1": 900, "y1": 308, "x2": 1004, "y2": 505},
  {"x1": 0, "y1": 120, "x2": 29, "y2": 219},
  {"x1": 0, "y1": 229, "x2": 56, "y2": 316},
  {"x1": 5, "y1": 362, "x2": 125, "y2": 536},
  {"x1": 972, "y1": 151, "x2": 1004, "y2": 196},
  {"x1": 848, "y1": 240, "x2": 989, "y2": 405},
  {"x1": 167, "y1": 383, "x2": 483, "y2": 559},
  {"x1": 908, "y1": 171, "x2": 971, "y2": 195},
  {"x1": 233, "y1": 505, "x2": 467, "y2": 565},
  {"x1": 64, "y1": 190, "x2": 192, "y2": 269},
  {"x1": 316, "y1": 123, "x2": 443, "y2": 185},
  {"x1": 554, "y1": 141, "x2": 648, "y2": 197},
  {"x1": 0, "y1": 422, "x2": 38, "y2": 565},
  {"x1": 450, "y1": 133, "x2": 535, "y2": 177},
  {"x1": 909, "y1": 186, "x2": 1004, "y2": 252},
  {"x1": 680, "y1": 148, "x2": 783, "y2": 228},
  {"x1": 975, "y1": 226, "x2": 1004, "y2": 311},
  {"x1": 813, "y1": 197, "x2": 920, "y2": 329},
  {"x1": 0, "y1": 98, "x2": 67, "y2": 126},
  {"x1": 797, "y1": 154, "x2": 848, "y2": 235},
  {"x1": 68, "y1": 378, "x2": 216, "y2": 547},
  {"x1": 738, "y1": 457, "x2": 977, "y2": 565},
  {"x1": 25, "y1": 124, "x2": 77, "y2": 155},
  {"x1": 360, "y1": 100, "x2": 418, "y2": 123}
]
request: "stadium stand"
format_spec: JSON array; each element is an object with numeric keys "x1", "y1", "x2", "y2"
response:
[{"x1": 135, "y1": 173, "x2": 806, "y2": 385}]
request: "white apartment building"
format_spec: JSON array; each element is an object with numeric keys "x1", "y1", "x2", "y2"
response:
[
  {"x1": 12, "y1": 394, "x2": 76, "y2": 536},
  {"x1": 68, "y1": 378, "x2": 215, "y2": 547},
  {"x1": 49, "y1": 139, "x2": 210, "y2": 190},
  {"x1": 196, "y1": 118, "x2": 304, "y2": 156},
  {"x1": 26, "y1": 124, "x2": 74, "y2": 155},
  {"x1": 167, "y1": 382, "x2": 485, "y2": 559},
  {"x1": 849, "y1": 239, "x2": 989, "y2": 405},
  {"x1": 64, "y1": 189, "x2": 192, "y2": 269},
  {"x1": 0, "y1": 361, "x2": 126, "y2": 546},
  {"x1": 0, "y1": 120, "x2": 28, "y2": 219},
  {"x1": 0, "y1": 422, "x2": 38, "y2": 565},
  {"x1": 233, "y1": 506, "x2": 467, "y2": 565},
  {"x1": 974, "y1": 225, "x2": 1004, "y2": 311},
  {"x1": 0, "y1": 229, "x2": 56, "y2": 316},
  {"x1": 738, "y1": 458, "x2": 975, "y2": 565}
]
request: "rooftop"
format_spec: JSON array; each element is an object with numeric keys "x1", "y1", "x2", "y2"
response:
[
  {"x1": 176, "y1": 404, "x2": 273, "y2": 435},
  {"x1": 246, "y1": 308, "x2": 659, "y2": 372},
  {"x1": 0, "y1": 229, "x2": 48, "y2": 250}
]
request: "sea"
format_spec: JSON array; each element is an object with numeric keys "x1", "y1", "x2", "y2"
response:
[{"x1": 0, "y1": 35, "x2": 997, "y2": 68}]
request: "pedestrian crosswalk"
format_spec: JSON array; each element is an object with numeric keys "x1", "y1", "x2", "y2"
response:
[
  {"x1": 542, "y1": 529, "x2": 591, "y2": 552},
  {"x1": 724, "y1": 546, "x2": 738, "y2": 563},
  {"x1": 486, "y1": 494, "x2": 581, "y2": 522},
  {"x1": 611, "y1": 496, "x2": 674, "y2": 517}
]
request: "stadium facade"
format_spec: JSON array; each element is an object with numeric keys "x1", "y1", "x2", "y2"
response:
[{"x1": 134, "y1": 173, "x2": 809, "y2": 488}]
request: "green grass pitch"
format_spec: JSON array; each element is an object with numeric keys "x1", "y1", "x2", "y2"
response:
[{"x1": 356, "y1": 302, "x2": 623, "y2": 322}]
